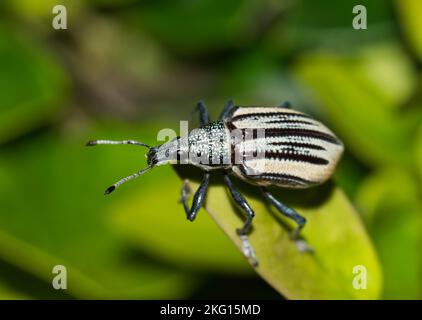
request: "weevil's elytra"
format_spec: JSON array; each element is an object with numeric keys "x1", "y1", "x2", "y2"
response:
[
  {"x1": 87, "y1": 100, "x2": 344, "y2": 266},
  {"x1": 226, "y1": 106, "x2": 343, "y2": 188}
]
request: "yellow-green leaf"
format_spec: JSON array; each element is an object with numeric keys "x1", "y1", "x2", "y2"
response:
[
  {"x1": 415, "y1": 125, "x2": 422, "y2": 184},
  {"x1": 356, "y1": 168, "x2": 422, "y2": 299},
  {"x1": 0, "y1": 280, "x2": 30, "y2": 300},
  {"x1": 0, "y1": 25, "x2": 68, "y2": 143},
  {"x1": 396, "y1": 0, "x2": 422, "y2": 61},
  {"x1": 200, "y1": 176, "x2": 382, "y2": 299}
]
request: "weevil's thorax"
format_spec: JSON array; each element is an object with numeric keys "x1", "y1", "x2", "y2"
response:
[
  {"x1": 186, "y1": 121, "x2": 231, "y2": 170},
  {"x1": 149, "y1": 121, "x2": 231, "y2": 170}
]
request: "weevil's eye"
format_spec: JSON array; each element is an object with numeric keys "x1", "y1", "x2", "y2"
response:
[
  {"x1": 147, "y1": 147, "x2": 158, "y2": 166},
  {"x1": 165, "y1": 148, "x2": 170, "y2": 158}
]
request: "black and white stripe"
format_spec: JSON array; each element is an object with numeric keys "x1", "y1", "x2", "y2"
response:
[{"x1": 226, "y1": 107, "x2": 344, "y2": 188}]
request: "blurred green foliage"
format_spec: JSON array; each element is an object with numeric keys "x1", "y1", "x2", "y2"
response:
[{"x1": 0, "y1": 0, "x2": 421, "y2": 299}]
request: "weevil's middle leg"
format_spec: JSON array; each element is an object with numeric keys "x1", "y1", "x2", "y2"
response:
[
  {"x1": 179, "y1": 173, "x2": 210, "y2": 221},
  {"x1": 223, "y1": 175, "x2": 255, "y2": 235},
  {"x1": 223, "y1": 174, "x2": 258, "y2": 266},
  {"x1": 261, "y1": 187, "x2": 313, "y2": 253}
]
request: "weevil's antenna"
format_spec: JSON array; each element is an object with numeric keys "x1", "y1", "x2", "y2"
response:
[
  {"x1": 104, "y1": 165, "x2": 152, "y2": 195},
  {"x1": 86, "y1": 140, "x2": 150, "y2": 149}
]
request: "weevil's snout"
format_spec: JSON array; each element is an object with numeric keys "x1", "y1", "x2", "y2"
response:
[{"x1": 148, "y1": 137, "x2": 186, "y2": 166}]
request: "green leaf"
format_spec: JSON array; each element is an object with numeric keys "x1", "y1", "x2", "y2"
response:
[
  {"x1": 219, "y1": 50, "x2": 303, "y2": 107},
  {"x1": 0, "y1": 25, "x2": 68, "y2": 143},
  {"x1": 357, "y1": 44, "x2": 416, "y2": 109},
  {"x1": 0, "y1": 126, "x2": 195, "y2": 299},
  {"x1": 178, "y1": 173, "x2": 382, "y2": 299},
  {"x1": 0, "y1": 280, "x2": 30, "y2": 300},
  {"x1": 332, "y1": 153, "x2": 368, "y2": 199},
  {"x1": 415, "y1": 125, "x2": 422, "y2": 184},
  {"x1": 5, "y1": 0, "x2": 83, "y2": 20},
  {"x1": 396, "y1": 0, "x2": 422, "y2": 61},
  {"x1": 279, "y1": 0, "x2": 394, "y2": 51},
  {"x1": 356, "y1": 168, "x2": 422, "y2": 299},
  {"x1": 126, "y1": 0, "x2": 283, "y2": 55}
]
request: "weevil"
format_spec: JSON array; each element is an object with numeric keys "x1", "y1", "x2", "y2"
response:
[{"x1": 87, "y1": 100, "x2": 344, "y2": 265}]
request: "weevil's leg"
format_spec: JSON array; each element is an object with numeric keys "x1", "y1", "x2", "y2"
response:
[
  {"x1": 180, "y1": 179, "x2": 192, "y2": 204},
  {"x1": 179, "y1": 173, "x2": 210, "y2": 221},
  {"x1": 278, "y1": 101, "x2": 291, "y2": 109},
  {"x1": 223, "y1": 175, "x2": 255, "y2": 235},
  {"x1": 261, "y1": 187, "x2": 305, "y2": 237},
  {"x1": 239, "y1": 234, "x2": 258, "y2": 267},
  {"x1": 218, "y1": 99, "x2": 235, "y2": 120},
  {"x1": 223, "y1": 174, "x2": 258, "y2": 266},
  {"x1": 196, "y1": 100, "x2": 210, "y2": 126},
  {"x1": 86, "y1": 140, "x2": 150, "y2": 148},
  {"x1": 261, "y1": 187, "x2": 313, "y2": 253}
]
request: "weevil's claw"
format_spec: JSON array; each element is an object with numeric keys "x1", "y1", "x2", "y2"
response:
[
  {"x1": 239, "y1": 234, "x2": 259, "y2": 267},
  {"x1": 289, "y1": 226, "x2": 302, "y2": 241},
  {"x1": 289, "y1": 226, "x2": 314, "y2": 253},
  {"x1": 294, "y1": 239, "x2": 315, "y2": 254},
  {"x1": 179, "y1": 179, "x2": 191, "y2": 203}
]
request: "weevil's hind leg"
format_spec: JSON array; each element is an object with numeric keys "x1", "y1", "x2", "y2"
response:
[
  {"x1": 218, "y1": 99, "x2": 235, "y2": 120},
  {"x1": 261, "y1": 187, "x2": 314, "y2": 253},
  {"x1": 223, "y1": 175, "x2": 258, "y2": 266},
  {"x1": 196, "y1": 100, "x2": 210, "y2": 126},
  {"x1": 278, "y1": 101, "x2": 291, "y2": 109},
  {"x1": 179, "y1": 173, "x2": 210, "y2": 221},
  {"x1": 224, "y1": 175, "x2": 255, "y2": 235}
]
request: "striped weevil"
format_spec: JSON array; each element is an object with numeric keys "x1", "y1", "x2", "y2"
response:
[{"x1": 87, "y1": 100, "x2": 344, "y2": 266}]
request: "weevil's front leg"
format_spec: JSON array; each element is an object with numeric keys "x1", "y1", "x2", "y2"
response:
[
  {"x1": 179, "y1": 173, "x2": 210, "y2": 221},
  {"x1": 261, "y1": 187, "x2": 313, "y2": 253},
  {"x1": 218, "y1": 99, "x2": 235, "y2": 120},
  {"x1": 196, "y1": 101, "x2": 210, "y2": 126},
  {"x1": 223, "y1": 175, "x2": 255, "y2": 235}
]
